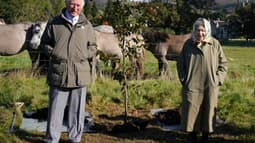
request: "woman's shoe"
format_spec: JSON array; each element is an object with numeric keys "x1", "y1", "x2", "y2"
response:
[
  {"x1": 188, "y1": 132, "x2": 198, "y2": 143},
  {"x1": 201, "y1": 132, "x2": 209, "y2": 143}
]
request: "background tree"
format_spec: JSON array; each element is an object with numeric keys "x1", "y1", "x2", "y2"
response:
[
  {"x1": 0, "y1": 0, "x2": 249, "y2": 40},
  {"x1": 91, "y1": 1, "x2": 99, "y2": 17},
  {"x1": 235, "y1": 3, "x2": 255, "y2": 41},
  {"x1": 84, "y1": 0, "x2": 102, "y2": 26},
  {"x1": 49, "y1": 0, "x2": 65, "y2": 16},
  {"x1": 141, "y1": 2, "x2": 173, "y2": 32},
  {"x1": 226, "y1": 13, "x2": 242, "y2": 38},
  {"x1": 103, "y1": 0, "x2": 116, "y2": 25},
  {"x1": 0, "y1": 0, "x2": 64, "y2": 23},
  {"x1": 84, "y1": 0, "x2": 92, "y2": 19},
  {"x1": 185, "y1": 0, "x2": 216, "y2": 17}
]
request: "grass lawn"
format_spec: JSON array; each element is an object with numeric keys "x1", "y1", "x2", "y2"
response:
[{"x1": 0, "y1": 39, "x2": 255, "y2": 143}]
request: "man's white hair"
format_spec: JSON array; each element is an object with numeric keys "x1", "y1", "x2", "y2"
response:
[{"x1": 65, "y1": 0, "x2": 85, "y2": 7}]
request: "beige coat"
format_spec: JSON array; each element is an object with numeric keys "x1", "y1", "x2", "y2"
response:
[{"x1": 177, "y1": 37, "x2": 227, "y2": 132}]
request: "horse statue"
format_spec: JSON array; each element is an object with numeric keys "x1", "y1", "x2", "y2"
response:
[
  {"x1": 94, "y1": 25, "x2": 123, "y2": 78},
  {"x1": 142, "y1": 32, "x2": 191, "y2": 80},
  {"x1": 94, "y1": 25, "x2": 145, "y2": 80},
  {"x1": 0, "y1": 21, "x2": 47, "y2": 74}
]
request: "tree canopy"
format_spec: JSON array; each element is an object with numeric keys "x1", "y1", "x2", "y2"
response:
[
  {"x1": 1, "y1": 0, "x2": 255, "y2": 39},
  {"x1": 0, "y1": 0, "x2": 64, "y2": 23}
]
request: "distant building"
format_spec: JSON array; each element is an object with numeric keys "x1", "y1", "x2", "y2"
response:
[{"x1": 210, "y1": 19, "x2": 229, "y2": 40}]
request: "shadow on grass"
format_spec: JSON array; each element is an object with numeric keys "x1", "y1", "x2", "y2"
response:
[{"x1": 15, "y1": 129, "x2": 45, "y2": 143}]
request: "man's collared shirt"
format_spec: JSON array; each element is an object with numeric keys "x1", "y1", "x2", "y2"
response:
[{"x1": 64, "y1": 9, "x2": 79, "y2": 25}]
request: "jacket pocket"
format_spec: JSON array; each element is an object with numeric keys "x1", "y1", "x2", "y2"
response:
[
  {"x1": 74, "y1": 60, "x2": 91, "y2": 86},
  {"x1": 48, "y1": 61, "x2": 67, "y2": 86}
]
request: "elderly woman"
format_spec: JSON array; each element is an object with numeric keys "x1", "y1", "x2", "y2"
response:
[{"x1": 177, "y1": 18, "x2": 227, "y2": 143}]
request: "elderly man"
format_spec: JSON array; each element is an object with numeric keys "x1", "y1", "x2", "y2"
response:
[{"x1": 40, "y1": 0, "x2": 97, "y2": 142}]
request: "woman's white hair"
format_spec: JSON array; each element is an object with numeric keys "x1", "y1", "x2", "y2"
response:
[
  {"x1": 192, "y1": 18, "x2": 211, "y2": 41},
  {"x1": 65, "y1": 0, "x2": 85, "y2": 7}
]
